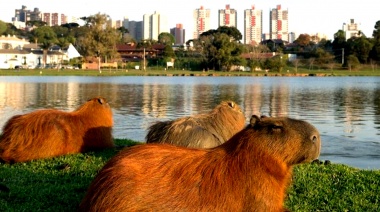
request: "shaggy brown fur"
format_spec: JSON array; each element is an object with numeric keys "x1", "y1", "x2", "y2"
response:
[
  {"x1": 79, "y1": 115, "x2": 321, "y2": 212},
  {"x1": 146, "y1": 101, "x2": 246, "y2": 148},
  {"x1": 0, "y1": 97, "x2": 114, "y2": 163}
]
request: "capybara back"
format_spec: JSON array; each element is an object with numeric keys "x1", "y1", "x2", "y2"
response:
[
  {"x1": 80, "y1": 115, "x2": 321, "y2": 211},
  {"x1": 146, "y1": 101, "x2": 246, "y2": 148},
  {"x1": 0, "y1": 97, "x2": 114, "y2": 163}
]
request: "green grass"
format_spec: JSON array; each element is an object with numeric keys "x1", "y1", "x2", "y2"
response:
[
  {"x1": 0, "y1": 139, "x2": 379, "y2": 211},
  {"x1": 1, "y1": 67, "x2": 380, "y2": 77}
]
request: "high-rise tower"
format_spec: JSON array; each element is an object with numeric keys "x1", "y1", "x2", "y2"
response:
[
  {"x1": 269, "y1": 5, "x2": 289, "y2": 41},
  {"x1": 193, "y1": 6, "x2": 210, "y2": 39},
  {"x1": 143, "y1": 11, "x2": 168, "y2": 40},
  {"x1": 244, "y1": 5, "x2": 263, "y2": 45},
  {"x1": 218, "y1": 4, "x2": 237, "y2": 28}
]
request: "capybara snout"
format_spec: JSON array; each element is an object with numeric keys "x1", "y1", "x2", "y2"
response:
[{"x1": 250, "y1": 115, "x2": 321, "y2": 164}]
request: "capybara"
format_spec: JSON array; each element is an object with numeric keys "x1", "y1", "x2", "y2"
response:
[
  {"x1": 0, "y1": 97, "x2": 114, "y2": 163},
  {"x1": 79, "y1": 115, "x2": 321, "y2": 212},
  {"x1": 146, "y1": 100, "x2": 246, "y2": 148}
]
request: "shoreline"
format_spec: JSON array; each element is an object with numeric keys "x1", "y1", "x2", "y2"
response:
[{"x1": 1, "y1": 68, "x2": 380, "y2": 77}]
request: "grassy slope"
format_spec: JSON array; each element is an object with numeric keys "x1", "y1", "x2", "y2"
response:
[{"x1": 0, "y1": 139, "x2": 379, "y2": 211}]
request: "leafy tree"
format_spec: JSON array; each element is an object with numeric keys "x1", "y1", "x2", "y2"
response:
[
  {"x1": 200, "y1": 32, "x2": 244, "y2": 71},
  {"x1": 201, "y1": 26, "x2": 242, "y2": 41},
  {"x1": 294, "y1": 34, "x2": 312, "y2": 47},
  {"x1": 158, "y1": 32, "x2": 175, "y2": 45},
  {"x1": 162, "y1": 44, "x2": 175, "y2": 60},
  {"x1": 61, "y1": 22, "x2": 80, "y2": 29},
  {"x1": 117, "y1": 26, "x2": 129, "y2": 34},
  {"x1": 51, "y1": 26, "x2": 76, "y2": 48},
  {"x1": 347, "y1": 55, "x2": 360, "y2": 71},
  {"x1": 370, "y1": 21, "x2": 380, "y2": 61},
  {"x1": 262, "y1": 55, "x2": 285, "y2": 72},
  {"x1": 311, "y1": 47, "x2": 335, "y2": 68},
  {"x1": 332, "y1": 30, "x2": 347, "y2": 63},
  {"x1": 217, "y1": 26, "x2": 242, "y2": 41},
  {"x1": 76, "y1": 13, "x2": 120, "y2": 62},
  {"x1": 137, "y1": 39, "x2": 157, "y2": 49},
  {"x1": 26, "y1": 20, "x2": 47, "y2": 27},
  {"x1": 347, "y1": 36, "x2": 373, "y2": 63},
  {"x1": 0, "y1": 20, "x2": 7, "y2": 35},
  {"x1": 30, "y1": 26, "x2": 58, "y2": 66}
]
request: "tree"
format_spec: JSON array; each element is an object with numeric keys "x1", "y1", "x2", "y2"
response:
[
  {"x1": 201, "y1": 26, "x2": 242, "y2": 41},
  {"x1": 30, "y1": 26, "x2": 58, "y2": 66},
  {"x1": 162, "y1": 44, "x2": 175, "y2": 60},
  {"x1": 26, "y1": 20, "x2": 47, "y2": 27},
  {"x1": 76, "y1": 13, "x2": 120, "y2": 63},
  {"x1": 332, "y1": 30, "x2": 347, "y2": 63},
  {"x1": 158, "y1": 32, "x2": 175, "y2": 45},
  {"x1": 347, "y1": 55, "x2": 360, "y2": 71},
  {"x1": 0, "y1": 20, "x2": 7, "y2": 35},
  {"x1": 200, "y1": 32, "x2": 244, "y2": 71},
  {"x1": 262, "y1": 55, "x2": 285, "y2": 72},
  {"x1": 347, "y1": 36, "x2": 373, "y2": 63},
  {"x1": 294, "y1": 34, "x2": 312, "y2": 47},
  {"x1": 370, "y1": 20, "x2": 380, "y2": 61}
]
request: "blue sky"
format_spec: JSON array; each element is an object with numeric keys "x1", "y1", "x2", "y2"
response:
[{"x1": 0, "y1": 0, "x2": 379, "y2": 40}]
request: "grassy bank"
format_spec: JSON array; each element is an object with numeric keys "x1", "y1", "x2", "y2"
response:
[
  {"x1": 1, "y1": 67, "x2": 380, "y2": 77},
  {"x1": 0, "y1": 139, "x2": 379, "y2": 211}
]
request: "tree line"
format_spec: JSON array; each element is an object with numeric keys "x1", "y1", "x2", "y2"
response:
[{"x1": 1, "y1": 14, "x2": 380, "y2": 71}]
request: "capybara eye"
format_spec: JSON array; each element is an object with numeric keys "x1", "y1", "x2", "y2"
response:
[{"x1": 271, "y1": 125, "x2": 282, "y2": 132}]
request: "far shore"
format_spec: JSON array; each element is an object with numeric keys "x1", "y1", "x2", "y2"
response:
[{"x1": 1, "y1": 68, "x2": 380, "y2": 77}]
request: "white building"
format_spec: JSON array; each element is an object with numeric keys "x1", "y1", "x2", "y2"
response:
[
  {"x1": 143, "y1": 11, "x2": 168, "y2": 40},
  {"x1": 193, "y1": 6, "x2": 210, "y2": 39},
  {"x1": 218, "y1": 4, "x2": 237, "y2": 28},
  {"x1": 343, "y1": 19, "x2": 361, "y2": 39},
  {"x1": 269, "y1": 5, "x2": 289, "y2": 42},
  {"x1": 0, "y1": 35, "x2": 80, "y2": 69},
  {"x1": 244, "y1": 5, "x2": 263, "y2": 45}
]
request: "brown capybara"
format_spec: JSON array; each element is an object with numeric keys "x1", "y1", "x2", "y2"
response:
[
  {"x1": 0, "y1": 97, "x2": 114, "y2": 163},
  {"x1": 146, "y1": 101, "x2": 246, "y2": 148},
  {"x1": 79, "y1": 115, "x2": 321, "y2": 212}
]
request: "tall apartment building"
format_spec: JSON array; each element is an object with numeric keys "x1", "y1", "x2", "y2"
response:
[
  {"x1": 343, "y1": 19, "x2": 361, "y2": 39},
  {"x1": 218, "y1": 4, "x2": 237, "y2": 28},
  {"x1": 14, "y1": 6, "x2": 42, "y2": 22},
  {"x1": 42, "y1": 13, "x2": 67, "y2": 26},
  {"x1": 143, "y1": 11, "x2": 168, "y2": 40},
  {"x1": 269, "y1": 5, "x2": 289, "y2": 42},
  {"x1": 193, "y1": 6, "x2": 210, "y2": 39},
  {"x1": 170, "y1": 24, "x2": 186, "y2": 45},
  {"x1": 122, "y1": 17, "x2": 129, "y2": 29},
  {"x1": 129, "y1": 21, "x2": 143, "y2": 41},
  {"x1": 244, "y1": 5, "x2": 263, "y2": 45}
]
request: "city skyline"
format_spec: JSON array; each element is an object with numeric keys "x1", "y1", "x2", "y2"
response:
[{"x1": 0, "y1": 0, "x2": 379, "y2": 41}]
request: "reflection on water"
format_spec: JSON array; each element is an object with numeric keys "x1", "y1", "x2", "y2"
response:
[{"x1": 0, "y1": 76, "x2": 379, "y2": 169}]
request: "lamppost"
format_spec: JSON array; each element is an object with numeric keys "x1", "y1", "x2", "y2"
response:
[{"x1": 97, "y1": 50, "x2": 101, "y2": 72}]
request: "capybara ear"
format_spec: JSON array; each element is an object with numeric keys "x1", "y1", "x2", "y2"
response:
[
  {"x1": 97, "y1": 98, "x2": 105, "y2": 105},
  {"x1": 249, "y1": 115, "x2": 261, "y2": 127},
  {"x1": 227, "y1": 101, "x2": 235, "y2": 108}
]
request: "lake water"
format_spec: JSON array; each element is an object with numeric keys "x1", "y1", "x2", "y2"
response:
[{"x1": 0, "y1": 76, "x2": 379, "y2": 170}]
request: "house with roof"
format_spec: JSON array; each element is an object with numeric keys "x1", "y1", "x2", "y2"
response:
[{"x1": 0, "y1": 35, "x2": 81, "y2": 69}]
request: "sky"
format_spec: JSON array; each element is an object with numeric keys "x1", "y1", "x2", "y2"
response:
[{"x1": 0, "y1": 0, "x2": 379, "y2": 41}]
